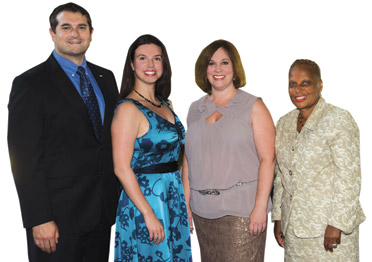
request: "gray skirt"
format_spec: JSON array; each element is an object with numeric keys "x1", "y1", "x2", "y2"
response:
[{"x1": 193, "y1": 213, "x2": 267, "y2": 262}]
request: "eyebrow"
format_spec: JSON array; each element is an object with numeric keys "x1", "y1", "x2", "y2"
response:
[
  {"x1": 136, "y1": 54, "x2": 162, "y2": 57},
  {"x1": 60, "y1": 23, "x2": 88, "y2": 27}
]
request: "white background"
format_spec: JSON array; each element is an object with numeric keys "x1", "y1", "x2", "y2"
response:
[{"x1": 1, "y1": 0, "x2": 371, "y2": 261}]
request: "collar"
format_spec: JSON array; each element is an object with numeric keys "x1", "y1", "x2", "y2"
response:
[
  {"x1": 198, "y1": 89, "x2": 244, "y2": 113},
  {"x1": 300, "y1": 97, "x2": 326, "y2": 131},
  {"x1": 53, "y1": 50, "x2": 88, "y2": 76}
]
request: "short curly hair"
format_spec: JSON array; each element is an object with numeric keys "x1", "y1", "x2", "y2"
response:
[
  {"x1": 195, "y1": 40, "x2": 246, "y2": 94},
  {"x1": 289, "y1": 59, "x2": 321, "y2": 80}
]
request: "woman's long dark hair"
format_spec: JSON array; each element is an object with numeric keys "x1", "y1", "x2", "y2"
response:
[{"x1": 119, "y1": 34, "x2": 172, "y2": 100}]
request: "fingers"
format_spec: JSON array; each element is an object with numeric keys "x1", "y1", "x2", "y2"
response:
[
  {"x1": 275, "y1": 232, "x2": 285, "y2": 248},
  {"x1": 324, "y1": 235, "x2": 341, "y2": 252},
  {"x1": 273, "y1": 220, "x2": 285, "y2": 248},
  {"x1": 249, "y1": 222, "x2": 266, "y2": 235},
  {"x1": 324, "y1": 238, "x2": 339, "y2": 252},
  {"x1": 273, "y1": 231, "x2": 284, "y2": 247},
  {"x1": 150, "y1": 229, "x2": 165, "y2": 245},
  {"x1": 189, "y1": 225, "x2": 194, "y2": 234},
  {"x1": 34, "y1": 239, "x2": 57, "y2": 253},
  {"x1": 189, "y1": 217, "x2": 194, "y2": 234},
  {"x1": 32, "y1": 221, "x2": 59, "y2": 253}
]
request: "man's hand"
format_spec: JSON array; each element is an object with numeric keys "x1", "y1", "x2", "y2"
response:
[{"x1": 32, "y1": 221, "x2": 59, "y2": 253}]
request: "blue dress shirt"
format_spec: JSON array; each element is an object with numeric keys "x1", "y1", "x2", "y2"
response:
[{"x1": 53, "y1": 50, "x2": 105, "y2": 123}]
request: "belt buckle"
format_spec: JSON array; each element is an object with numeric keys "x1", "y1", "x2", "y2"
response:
[{"x1": 198, "y1": 189, "x2": 220, "y2": 195}]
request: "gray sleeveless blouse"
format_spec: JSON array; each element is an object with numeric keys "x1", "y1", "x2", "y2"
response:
[{"x1": 185, "y1": 89, "x2": 272, "y2": 219}]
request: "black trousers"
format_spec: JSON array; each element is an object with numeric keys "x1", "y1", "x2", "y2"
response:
[{"x1": 26, "y1": 216, "x2": 112, "y2": 262}]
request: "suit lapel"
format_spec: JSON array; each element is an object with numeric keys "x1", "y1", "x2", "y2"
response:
[{"x1": 45, "y1": 55, "x2": 97, "y2": 138}]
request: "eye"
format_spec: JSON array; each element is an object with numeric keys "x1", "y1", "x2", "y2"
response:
[
  {"x1": 78, "y1": 25, "x2": 87, "y2": 30},
  {"x1": 289, "y1": 82, "x2": 296, "y2": 88},
  {"x1": 138, "y1": 56, "x2": 146, "y2": 61},
  {"x1": 222, "y1": 61, "x2": 229, "y2": 65},
  {"x1": 154, "y1": 57, "x2": 162, "y2": 61},
  {"x1": 208, "y1": 61, "x2": 216, "y2": 66},
  {"x1": 302, "y1": 81, "x2": 311, "y2": 86},
  {"x1": 61, "y1": 25, "x2": 71, "y2": 30}
]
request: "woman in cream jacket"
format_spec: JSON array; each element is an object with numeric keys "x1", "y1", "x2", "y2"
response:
[{"x1": 272, "y1": 59, "x2": 365, "y2": 261}]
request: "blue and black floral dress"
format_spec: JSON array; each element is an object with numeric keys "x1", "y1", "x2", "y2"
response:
[{"x1": 114, "y1": 98, "x2": 192, "y2": 262}]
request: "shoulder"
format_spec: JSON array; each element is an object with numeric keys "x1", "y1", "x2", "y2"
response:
[
  {"x1": 87, "y1": 61, "x2": 116, "y2": 80},
  {"x1": 14, "y1": 60, "x2": 48, "y2": 83},
  {"x1": 10, "y1": 60, "x2": 49, "y2": 101},
  {"x1": 186, "y1": 95, "x2": 207, "y2": 124},
  {"x1": 188, "y1": 95, "x2": 207, "y2": 113},
  {"x1": 322, "y1": 102, "x2": 359, "y2": 132},
  {"x1": 277, "y1": 109, "x2": 298, "y2": 128},
  {"x1": 87, "y1": 61, "x2": 112, "y2": 73},
  {"x1": 235, "y1": 90, "x2": 259, "y2": 114},
  {"x1": 237, "y1": 89, "x2": 258, "y2": 101},
  {"x1": 113, "y1": 99, "x2": 144, "y2": 126},
  {"x1": 87, "y1": 61, "x2": 115, "y2": 78},
  {"x1": 116, "y1": 99, "x2": 141, "y2": 113}
]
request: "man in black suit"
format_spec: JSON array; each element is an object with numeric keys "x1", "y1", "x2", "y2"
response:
[{"x1": 8, "y1": 3, "x2": 120, "y2": 261}]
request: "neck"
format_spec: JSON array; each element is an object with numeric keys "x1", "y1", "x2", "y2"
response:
[
  {"x1": 134, "y1": 82, "x2": 156, "y2": 101},
  {"x1": 55, "y1": 50, "x2": 85, "y2": 66}
]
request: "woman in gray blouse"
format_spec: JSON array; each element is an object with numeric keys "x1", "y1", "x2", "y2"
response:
[{"x1": 182, "y1": 40, "x2": 275, "y2": 261}]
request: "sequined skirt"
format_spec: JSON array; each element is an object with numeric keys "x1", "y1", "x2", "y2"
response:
[{"x1": 193, "y1": 213, "x2": 267, "y2": 262}]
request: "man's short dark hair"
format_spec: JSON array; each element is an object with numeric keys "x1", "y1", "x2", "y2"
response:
[{"x1": 49, "y1": 2, "x2": 92, "y2": 33}]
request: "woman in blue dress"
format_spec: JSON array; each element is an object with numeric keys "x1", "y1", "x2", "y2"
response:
[{"x1": 112, "y1": 34, "x2": 192, "y2": 262}]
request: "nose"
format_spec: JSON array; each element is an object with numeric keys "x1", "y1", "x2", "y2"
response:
[
  {"x1": 214, "y1": 64, "x2": 222, "y2": 72},
  {"x1": 294, "y1": 85, "x2": 303, "y2": 94},
  {"x1": 148, "y1": 59, "x2": 154, "y2": 67},
  {"x1": 70, "y1": 28, "x2": 79, "y2": 37}
]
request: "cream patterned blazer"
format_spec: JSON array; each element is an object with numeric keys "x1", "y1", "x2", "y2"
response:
[{"x1": 272, "y1": 98, "x2": 365, "y2": 238}]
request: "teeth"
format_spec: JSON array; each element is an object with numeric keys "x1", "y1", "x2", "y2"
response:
[
  {"x1": 214, "y1": 75, "x2": 224, "y2": 79},
  {"x1": 296, "y1": 96, "x2": 306, "y2": 99},
  {"x1": 145, "y1": 71, "x2": 155, "y2": 75}
]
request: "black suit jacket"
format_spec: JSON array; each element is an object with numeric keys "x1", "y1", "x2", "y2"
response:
[{"x1": 8, "y1": 54, "x2": 120, "y2": 234}]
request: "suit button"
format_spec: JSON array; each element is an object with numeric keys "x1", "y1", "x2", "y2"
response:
[
  {"x1": 291, "y1": 146, "x2": 294, "y2": 152},
  {"x1": 289, "y1": 170, "x2": 292, "y2": 176}
]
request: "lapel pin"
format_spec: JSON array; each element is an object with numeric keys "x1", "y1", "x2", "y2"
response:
[{"x1": 99, "y1": 74, "x2": 103, "y2": 78}]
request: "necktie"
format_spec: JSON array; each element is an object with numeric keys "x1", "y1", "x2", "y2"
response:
[{"x1": 76, "y1": 66, "x2": 102, "y2": 140}]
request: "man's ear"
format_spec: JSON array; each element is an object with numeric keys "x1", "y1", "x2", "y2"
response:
[{"x1": 49, "y1": 28, "x2": 56, "y2": 42}]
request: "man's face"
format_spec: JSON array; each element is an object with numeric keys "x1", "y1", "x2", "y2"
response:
[{"x1": 49, "y1": 11, "x2": 93, "y2": 65}]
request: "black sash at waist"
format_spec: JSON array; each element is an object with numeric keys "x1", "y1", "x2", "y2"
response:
[{"x1": 133, "y1": 161, "x2": 178, "y2": 174}]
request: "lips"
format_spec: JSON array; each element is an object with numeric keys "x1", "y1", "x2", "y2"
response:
[
  {"x1": 144, "y1": 71, "x2": 156, "y2": 76},
  {"x1": 213, "y1": 75, "x2": 225, "y2": 79},
  {"x1": 67, "y1": 39, "x2": 82, "y2": 44},
  {"x1": 295, "y1": 96, "x2": 306, "y2": 102}
]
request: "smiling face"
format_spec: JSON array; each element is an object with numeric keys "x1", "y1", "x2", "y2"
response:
[
  {"x1": 49, "y1": 11, "x2": 92, "y2": 65},
  {"x1": 289, "y1": 65, "x2": 323, "y2": 116},
  {"x1": 206, "y1": 47, "x2": 235, "y2": 92},
  {"x1": 131, "y1": 44, "x2": 163, "y2": 87}
]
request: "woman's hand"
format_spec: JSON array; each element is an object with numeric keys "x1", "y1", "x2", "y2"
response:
[
  {"x1": 274, "y1": 220, "x2": 285, "y2": 248},
  {"x1": 324, "y1": 225, "x2": 341, "y2": 252},
  {"x1": 186, "y1": 206, "x2": 194, "y2": 234},
  {"x1": 144, "y1": 213, "x2": 165, "y2": 245},
  {"x1": 249, "y1": 206, "x2": 267, "y2": 235}
]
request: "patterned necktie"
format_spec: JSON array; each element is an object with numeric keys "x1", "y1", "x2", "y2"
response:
[{"x1": 76, "y1": 66, "x2": 102, "y2": 140}]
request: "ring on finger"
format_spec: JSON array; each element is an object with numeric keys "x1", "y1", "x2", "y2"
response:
[{"x1": 332, "y1": 244, "x2": 337, "y2": 249}]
